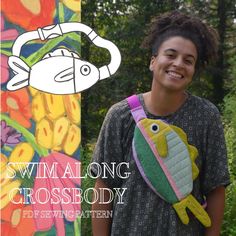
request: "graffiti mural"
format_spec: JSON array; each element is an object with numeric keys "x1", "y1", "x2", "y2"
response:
[{"x1": 1, "y1": 1, "x2": 82, "y2": 235}]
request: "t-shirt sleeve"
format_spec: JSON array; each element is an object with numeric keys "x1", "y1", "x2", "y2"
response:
[
  {"x1": 201, "y1": 107, "x2": 231, "y2": 195},
  {"x1": 90, "y1": 103, "x2": 126, "y2": 189}
]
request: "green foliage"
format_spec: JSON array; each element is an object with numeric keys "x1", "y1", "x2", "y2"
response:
[
  {"x1": 222, "y1": 126, "x2": 236, "y2": 236},
  {"x1": 223, "y1": 56, "x2": 236, "y2": 130},
  {"x1": 222, "y1": 56, "x2": 236, "y2": 236},
  {"x1": 81, "y1": 144, "x2": 96, "y2": 236}
]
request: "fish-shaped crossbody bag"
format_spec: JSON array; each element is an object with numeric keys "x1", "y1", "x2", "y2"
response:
[{"x1": 127, "y1": 95, "x2": 211, "y2": 227}]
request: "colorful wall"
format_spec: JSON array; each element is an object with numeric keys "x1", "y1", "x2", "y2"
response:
[{"x1": 1, "y1": 1, "x2": 81, "y2": 235}]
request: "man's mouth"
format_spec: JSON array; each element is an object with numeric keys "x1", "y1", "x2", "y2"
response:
[{"x1": 166, "y1": 70, "x2": 184, "y2": 80}]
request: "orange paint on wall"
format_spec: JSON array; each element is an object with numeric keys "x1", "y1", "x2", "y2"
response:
[{"x1": 1, "y1": 0, "x2": 56, "y2": 30}]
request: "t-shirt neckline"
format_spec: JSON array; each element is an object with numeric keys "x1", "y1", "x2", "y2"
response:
[{"x1": 138, "y1": 92, "x2": 192, "y2": 120}]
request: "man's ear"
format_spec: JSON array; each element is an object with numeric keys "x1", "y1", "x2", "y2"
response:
[{"x1": 149, "y1": 56, "x2": 156, "y2": 71}]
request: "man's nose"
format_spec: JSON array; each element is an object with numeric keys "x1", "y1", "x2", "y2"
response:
[{"x1": 173, "y1": 57, "x2": 184, "y2": 68}]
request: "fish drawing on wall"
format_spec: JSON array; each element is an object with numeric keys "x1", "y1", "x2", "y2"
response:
[{"x1": 6, "y1": 22, "x2": 121, "y2": 94}]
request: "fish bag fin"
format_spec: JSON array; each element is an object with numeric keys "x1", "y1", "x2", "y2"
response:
[{"x1": 173, "y1": 194, "x2": 211, "y2": 227}]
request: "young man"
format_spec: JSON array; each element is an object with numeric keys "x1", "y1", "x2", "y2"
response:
[{"x1": 91, "y1": 11, "x2": 230, "y2": 236}]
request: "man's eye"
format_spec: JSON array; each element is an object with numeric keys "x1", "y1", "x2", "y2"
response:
[
  {"x1": 185, "y1": 59, "x2": 194, "y2": 65},
  {"x1": 166, "y1": 54, "x2": 175, "y2": 58}
]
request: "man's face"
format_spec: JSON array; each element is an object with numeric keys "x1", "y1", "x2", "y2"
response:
[{"x1": 149, "y1": 36, "x2": 197, "y2": 93}]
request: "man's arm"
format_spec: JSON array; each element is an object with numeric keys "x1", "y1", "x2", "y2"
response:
[
  {"x1": 205, "y1": 186, "x2": 226, "y2": 236},
  {"x1": 92, "y1": 178, "x2": 113, "y2": 236}
]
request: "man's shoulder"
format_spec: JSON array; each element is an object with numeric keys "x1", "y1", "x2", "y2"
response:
[
  {"x1": 109, "y1": 98, "x2": 130, "y2": 113},
  {"x1": 105, "y1": 97, "x2": 131, "y2": 121},
  {"x1": 190, "y1": 94, "x2": 220, "y2": 117}
]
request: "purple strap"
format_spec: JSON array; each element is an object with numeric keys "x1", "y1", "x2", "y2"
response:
[{"x1": 126, "y1": 95, "x2": 146, "y2": 122}]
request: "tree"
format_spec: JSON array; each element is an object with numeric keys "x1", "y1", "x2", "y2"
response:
[
  {"x1": 81, "y1": 0, "x2": 236, "y2": 142},
  {"x1": 186, "y1": 0, "x2": 236, "y2": 105}
]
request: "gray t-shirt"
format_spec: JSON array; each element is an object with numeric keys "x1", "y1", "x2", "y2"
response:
[{"x1": 91, "y1": 93, "x2": 230, "y2": 236}]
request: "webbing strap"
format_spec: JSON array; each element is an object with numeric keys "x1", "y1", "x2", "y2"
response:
[{"x1": 126, "y1": 95, "x2": 146, "y2": 122}]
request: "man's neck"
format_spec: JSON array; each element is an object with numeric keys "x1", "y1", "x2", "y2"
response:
[{"x1": 143, "y1": 89, "x2": 187, "y2": 116}]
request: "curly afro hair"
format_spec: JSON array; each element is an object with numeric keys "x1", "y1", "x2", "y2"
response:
[{"x1": 141, "y1": 11, "x2": 219, "y2": 72}]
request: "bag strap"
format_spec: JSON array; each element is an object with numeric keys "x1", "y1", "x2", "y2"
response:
[{"x1": 126, "y1": 95, "x2": 146, "y2": 123}]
